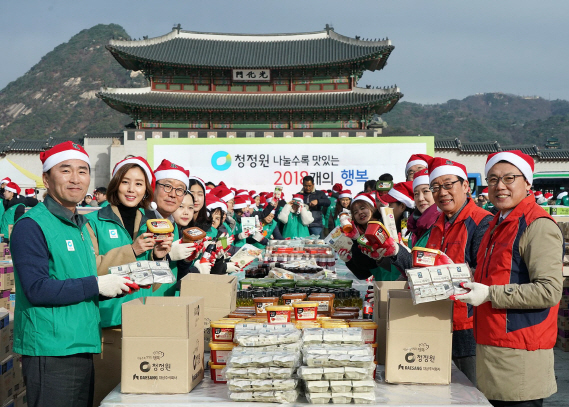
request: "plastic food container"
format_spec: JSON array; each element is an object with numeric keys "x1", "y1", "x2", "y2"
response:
[
  {"x1": 412, "y1": 247, "x2": 442, "y2": 267},
  {"x1": 209, "y1": 361, "x2": 227, "y2": 384},
  {"x1": 227, "y1": 313, "x2": 252, "y2": 319},
  {"x1": 146, "y1": 219, "x2": 174, "y2": 242},
  {"x1": 308, "y1": 293, "x2": 335, "y2": 316},
  {"x1": 364, "y1": 220, "x2": 390, "y2": 246},
  {"x1": 295, "y1": 321, "x2": 321, "y2": 329},
  {"x1": 331, "y1": 311, "x2": 359, "y2": 320},
  {"x1": 210, "y1": 321, "x2": 238, "y2": 342},
  {"x1": 282, "y1": 293, "x2": 307, "y2": 306},
  {"x1": 335, "y1": 307, "x2": 360, "y2": 314},
  {"x1": 293, "y1": 301, "x2": 319, "y2": 321},
  {"x1": 349, "y1": 321, "x2": 378, "y2": 344},
  {"x1": 254, "y1": 297, "x2": 279, "y2": 315},
  {"x1": 181, "y1": 226, "x2": 206, "y2": 243},
  {"x1": 209, "y1": 342, "x2": 236, "y2": 365},
  {"x1": 234, "y1": 307, "x2": 256, "y2": 315},
  {"x1": 321, "y1": 321, "x2": 349, "y2": 328},
  {"x1": 265, "y1": 305, "x2": 293, "y2": 324}
]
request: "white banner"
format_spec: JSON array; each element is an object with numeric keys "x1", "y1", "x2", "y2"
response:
[{"x1": 150, "y1": 138, "x2": 433, "y2": 197}]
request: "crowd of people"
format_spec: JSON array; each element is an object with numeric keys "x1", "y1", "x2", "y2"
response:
[{"x1": 1, "y1": 140, "x2": 564, "y2": 407}]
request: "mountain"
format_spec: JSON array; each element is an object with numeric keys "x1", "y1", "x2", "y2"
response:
[
  {"x1": 383, "y1": 94, "x2": 569, "y2": 147},
  {"x1": 1, "y1": 23, "x2": 568, "y2": 148},
  {"x1": 0, "y1": 24, "x2": 147, "y2": 140}
]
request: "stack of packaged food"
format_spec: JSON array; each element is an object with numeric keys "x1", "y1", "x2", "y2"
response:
[
  {"x1": 297, "y1": 327, "x2": 376, "y2": 404},
  {"x1": 225, "y1": 323, "x2": 302, "y2": 403}
]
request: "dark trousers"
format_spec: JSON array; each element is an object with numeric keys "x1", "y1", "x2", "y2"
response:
[
  {"x1": 489, "y1": 400, "x2": 543, "y2": 407},
  {"x1": 22, "y1": 353, "x2": 94, "y2": 407},
  {"x1": 309, "y1": 226, "x2": 324, "y2": 238},
  {"x1": 453, "y1": 355, "x2": 477, "y2": 386}
]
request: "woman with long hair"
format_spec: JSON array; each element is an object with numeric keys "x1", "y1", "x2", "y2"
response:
[
  {"x1": 407, "y1": 169, "x2": 439, "y2": 248},
  {"x1": 331, "y1": 190, "x2": 352, "y2": 229}
]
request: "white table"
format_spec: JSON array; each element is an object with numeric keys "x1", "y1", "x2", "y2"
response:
[{"x1": 100, "y1": 364, "x2": 491, "y2": 406}]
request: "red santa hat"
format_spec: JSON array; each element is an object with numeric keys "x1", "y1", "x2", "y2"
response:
[
  {"x1": 338, "y1": 190, "x2": 352, "y2": 199},
  {"x1": 259, "y1": 195, "x2": 267, "y2": 206},
  {"x1": 383, "y1": 181, "x2": 415, "y2": 208},
  {"x1": 206, "y1": 194, "x2": 227, "y2": 213},
  {"x1": 558, "y1": 191, "x2": 568, "y2": 200},
  {"x1": 544, "y1": 192, "x2": 553, "y2": 200},
  {"x1": 206, "y1": 184, "x2": 214, "y2": 191},
  {"x1": 405, "y1": 154, "x2": 433, "y2": 175},
  {"x1": 233, "y1": 195, "x2": 249, "y2": 210},
  {"x1": 211, "y1": 185, "x2": 235, "y2": 202},
  {"x1": 429, "y1": 157, "x2": 468, "y2": 183},
  {"x1": 154, "y1": 159, "x2": 189, "y2": 188},
  {"x1": 250, "y1": 190, "x2": 259, "y2": 199},
  {"x1": 351, "y1": 192, "x2": 376, "y2": 208},
  {"x1": 412, "y1": 168, "x2": 430, "y2": 190},
  {"x1": 534, "y1": 191, "x2": 543, "y2": 198},
  {"x1": 40, "y1": 141, "x2": 90, "y2": 172},
  {"x1": 218, "y1": 181, "x2": 227, "y2": 188},
  {"x1": 481, "y1": 187, "x2": 489, "y2": 197},
  {"x1": 0, "y1": 177, "x2": 11, "y2": 185},
  {"x1": 188, "y1": 175, "x2": 206, "y2": 191},
  {"x1": 292, "y1": 194, "x2": 304, "y2": 205},
  {"x1": 236, "y1": 189, "x2": 249, "y2": 196},
  {"x1": 265, "y1": 193, "x2": 274, "y2": 203},
  {"x1": 485, "y1": 150, "x2": 534, "y2": 184},
  {"x1": 332, "y1": 183, "x2": 343, "y2": 193},
  {"x1": 25, "y1": 188, "x2": 35, "y2": 197},
  {"x1": 112, "y1": 156, "x2": 156, "y2": 189},
  {"x1": 4, "y1": 182, "x2": 21, "y2": 196}
]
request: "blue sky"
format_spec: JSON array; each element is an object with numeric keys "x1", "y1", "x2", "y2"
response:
[{"x1": 1, "y1": 0, "x2": 567, "y2": 104}]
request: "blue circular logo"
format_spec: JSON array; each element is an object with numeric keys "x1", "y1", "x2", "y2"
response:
[{"x1": 211, "y1": 151, "x2": 232, "y2": 171}]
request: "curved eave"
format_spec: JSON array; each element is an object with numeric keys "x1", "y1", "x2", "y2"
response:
[
  {"x1": 97, "y1": 88, "x2": 403, "y2": 114},
  {"x1": 106, "y1": 44, "x2": 394, "y2": 72}
]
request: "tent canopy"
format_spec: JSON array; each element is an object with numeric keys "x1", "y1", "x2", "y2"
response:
[{"x1": 0, "y1": 158, "x2": 44, "y2": 188}]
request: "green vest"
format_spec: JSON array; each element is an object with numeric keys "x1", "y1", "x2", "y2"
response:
[
  {"x1": 99, "y1": 200, "x2": 110, "y2": 208},
  {"x1": 0, "y1": 199, "x2": 5, "y2": 223},
  {"x1": 408, "y1": 228, "x2": 431, "y2": 250},
  {"x1": 0, "y1": 203, "x2": 25, "y2": 237},
  {"x1": 282, "y1": 213, "x2": 310, "y2": 239},
  {"x1": 324, "y1": 198, "x2": 337, "y2": 228},
  {"x1": 252, "y1": 221, "x2": 278, "y2": 249},
  {"x1": 206, "y1": 226, "x2": 218, "y2": 239},
  {"x1": 370, "y1": 264, "x2": 401, "y2": 281},
  {"x1": 86, "y1": 205, "x2": 153, "y2": 328},
  {"x1": 233, "y1": 221, "x2": 246, "y2": 247},
  {"x1": 13, "y1": 202, "x2": 101, "y2": 356}
]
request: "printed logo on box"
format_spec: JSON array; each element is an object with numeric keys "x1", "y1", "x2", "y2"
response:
[
  {"x1": 109, "y1": 229, "x2": 118, "y2": 239},
  {"x1": 66, "y1": 240, "x2": 75, "y2": 251}
]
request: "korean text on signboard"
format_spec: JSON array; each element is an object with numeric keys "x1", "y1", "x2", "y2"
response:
[{"x1": 232, "y1": 69, "x2": 271, "y2": 82}]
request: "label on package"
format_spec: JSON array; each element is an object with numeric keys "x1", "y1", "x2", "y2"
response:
[
  {"x1": 214, "y1": 328, "x2": 234, "y2": 341},
  {"x1": 414, "y1": 250, "x2": 437, "y2": 266},
  {"x1": 406, "y1": 269, "x2": 432, "y2": 286},
  {"x1": 256, "y1": 302, "x2": 274, "y2": 314},
  {"x1": 284, "y1": 298, "x2": 304, "y2": 306},
  {"x1": 214, "y1": 350, "x2": 231, "y2": 364},
  {"x1": 316, "y1": 300, "x2": 330, "y2": 312},
  {"x1": 296, "y1": 307, "x2": 317, "y2": 320},
  {"x1": 447, "y1": 264, "x2": 472, "y2": 280},
  {"x1": 268, "y1": 310, "x2": 290, "y2": 324},
  {"x1": 429, "y1": 267, "x2": 452, "y2": 284},
  {"x1": 362, "y1": 328, "x2": 375, "y2": 344},
  {"x1": 214, "y1": 367, "x2": 226, "y2": 382}
]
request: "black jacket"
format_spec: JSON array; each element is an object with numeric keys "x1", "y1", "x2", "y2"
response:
[
  {"x1": 301, "y1": 190, "x2": 331, "y2": 229},
  {"x1": 4, "y1": 195, "x2": 27, "y2": 224}
]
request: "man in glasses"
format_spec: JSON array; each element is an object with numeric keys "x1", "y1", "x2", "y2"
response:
[
  {"x1": 454, "y1": 151, "x2": 562, "y2": 407},
  {"x1": 148, "y1": 159, "x2": 194, "y2": 295},
  {"x1": 371, "y1": 157, "x2": 493, "y2": 385}
]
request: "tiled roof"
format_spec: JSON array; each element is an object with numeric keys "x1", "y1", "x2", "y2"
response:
[
  {"x1": 459, "y1": 141, "x2": 500, "y2": 153},
  {"x1": 97, "y1": 86, "x2": 402, "y2": 114},
  {"x1": 107, "y1": 29, "x2": 393, "y2": 71},
  {"x1": 434, "y1": 138, "x2": 460, "y2": 149},
  {"x1": 539, "y1": 150, "x2": 569, "y2": 160},
  {"x1": 4, "y1": 139, "x2": 49, "y2": 152},
  {"x1": 501, "y1": 145, "x2": 540, "y2": 156},
  {"x1": 83, "y1": 133, "x2": 122, "y2": 138}
]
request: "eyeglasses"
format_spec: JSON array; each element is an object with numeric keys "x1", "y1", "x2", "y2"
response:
[
  {"x1": 156, "y1": 182, "x2": 186, "y2": 196},
  {"x1": 486, "y1": 174, "x2": 524, "y2": 186},
  {"x1": 429, "y1": 179, "x2": 461, "y2": 193}
]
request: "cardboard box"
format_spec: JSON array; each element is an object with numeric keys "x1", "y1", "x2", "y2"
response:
[
  {"x1": 376, "y1": 318, "x2": 387, "y2": 365},
  {"x1": 180, "y1": 274, "x2": 237, "y2": 350},
  {"x1": 14, "y1": 390, "x2": 25, "y2": 407},
  {"x1": 385, "y1": 290, "x2": 453, "y2": 385},
  {"x1": 557, "y1": 336, "x2": 569, "y2": 352},
  {"x1": 1, "y1": 398, "x2": 14, "y2": 407},
  {"x1": 373, "y1": 281, "x2": 407, "y2": 323},
  {"x1": 0, "y1": 268, "x2": 13, "y2": 293},
  {"x1": 0, "y1": 355, "x2": 14, "y2": 404},
  {"x1": 559, "y1": 315, "x2": 569, "y2": 331},
  {"x1": 10, "y1": 355, "x2": 22, "y2": 398},
  {"x1": 0, "y1": 312, "x2": 10, "y2": 362},
  {"x1": 0, "y1": 293, "x2": 10, "y2": 312},
  {"x1": 121, "y1": 296, "x2": 204, "y2": 394}
]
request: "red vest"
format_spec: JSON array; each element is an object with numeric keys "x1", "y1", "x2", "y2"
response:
[
  {"x1": 473, "y1": 195, "x2": 559, "y2": 351},
  {"x1": 427, "y1": 199, "x2": 492, "y2": 331}
]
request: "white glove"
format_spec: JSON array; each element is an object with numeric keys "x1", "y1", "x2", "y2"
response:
[
  {"x1": 237, "y1": 230, "x2": 251, "y2": 240},
  {"x1": 452, "y1": 282, "x2": 490, "y2": 306},
  {"x1": 252, "y1": 232, "x2": 264, "y2": 242},
  {"x1": 98, "y1": 274, "x2": 130, "y2": 298},
  {"x1": 169, "y1": 239, "x2": 196, "y2": 261},
  {"x1": 194, "y1": 261, "x2": 212, "y2": 274},
  {"x1": 337, "y1": 248, "x2": 352, "y2": 262},
  {"x1": 226, "y1": 262, "x2": 240, "y2": 273}
]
